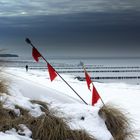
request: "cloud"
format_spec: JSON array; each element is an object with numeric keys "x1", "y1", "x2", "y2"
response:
[
  {"x1": 0, "y1": 12, "x2": 140, "y2": 49},
  {"x1": 0, "y1": 0, "x2": 140, "y2": 17},
  {"x1": 0, "y1": 1, "x2": 140, "y2": 57}
]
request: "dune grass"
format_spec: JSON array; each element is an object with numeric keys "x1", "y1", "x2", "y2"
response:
[
  {"x1": 98, "y1": 104, "x2": 135, "y2": 140},
  {"x1": 0, "y1": 68, "x2": 9, "y2": 95},
  {"x1": 0, "y1": 98, "x2": 97, "y2": 140},
  {"x1": 0, "y1": 77, "x2": 8, "y2": 95}
]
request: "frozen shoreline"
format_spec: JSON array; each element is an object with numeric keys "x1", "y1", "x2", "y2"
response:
[{"x1": 1, "y1": 56, "x2": 140, "y2": 85}]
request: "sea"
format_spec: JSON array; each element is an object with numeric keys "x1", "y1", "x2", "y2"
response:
[{"x1": 1, "y1": 56, "x2": 140, "y2": 85}]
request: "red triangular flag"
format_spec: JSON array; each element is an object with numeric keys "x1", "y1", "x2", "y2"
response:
[
  {"x1": 32, "y1": 47, "x2": 42, "y2": 62},
  {"x1": 92, "y1": 85, "x2": 100, "y2": 106},
  {"x1": 84, "y1": 70, "x2": 92, "y2": 90},
  {"x1": 47, "y1": 63, "x2": 57, "y2": 81}
]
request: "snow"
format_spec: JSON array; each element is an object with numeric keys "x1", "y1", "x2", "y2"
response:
[
  {"x1": 53, "y1": 103, "x2": 111, "y2": 140},
  {"x1": 1, "y1": 93, "x2": 44, "y2": 117},
  {"x1": 0, "y1": 131, "x2": 32, "y2": 140},
  {"x1": 1, "y1": 67, "x2": 140, "y2": 139},
  {"x1": 0, "y1": 132, "x2": 20, "y2": 140},
  {"x1": 5, "y1": 127, "x2": 32, "y2": 140}
]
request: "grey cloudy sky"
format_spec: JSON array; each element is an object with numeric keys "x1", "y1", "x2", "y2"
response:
[{"x1": 0, "y1": 0, "x2": 140, "y2": 57}]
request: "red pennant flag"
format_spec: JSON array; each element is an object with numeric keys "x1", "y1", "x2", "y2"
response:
[
  {"x1": 32, "y1": 47, "x2": 42, "y2": 62},
  {"x1": 47, "y1": 63, "x2": 57, "y2": 81},
  {"x1": 92, "y1": 85, "x2": 100, "y2": 106},
  {"x1": 85, "y1": 70, "x2": 92, "y2": 90}
]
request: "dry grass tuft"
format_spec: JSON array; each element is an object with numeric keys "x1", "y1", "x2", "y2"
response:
[
  {"x1": 31, "y1": 100, "x2": 49, "y2": 113},
  {"x1": 0, "y1": 102, "x2": 18, "y2": 131},
  {"x1": 26, "y1": 101, "x2": 97, "y2": 140},
  {"x1": 0, "y1": 79, "x2": 8, "y2": 95},
  {"x1": 15, "y1": 105, "x2": 30, "y2": 116},
  {"x1": 0, "y1": 99, "x2": 97, "y2": 140},
  {"x1": 98, "y1": 104, "x2": 135, "y2": 140},
  {"x1": 0, "y1": 70, "x2": 9, "y2": 95},
  {"x1": 69, "y1": 130, "x2": 96, "y2": 140}
]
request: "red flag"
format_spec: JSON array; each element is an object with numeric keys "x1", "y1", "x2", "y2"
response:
[
  {"x1": 92, "y1": 85, "x2": 100, "y2": 106},
  {"x1": 32, "y1": 47, "x2": 41, "y2": 62},
  {"x1": 84, "y1": 70, "x2": 92, "y2": 90},
  {"x1": 47, "y1": 63, "x2": 57, "y2": 81}
]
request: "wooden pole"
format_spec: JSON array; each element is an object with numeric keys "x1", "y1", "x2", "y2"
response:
[{"x1": 25, "y1": 38, "x2": 88, "y2": 105}]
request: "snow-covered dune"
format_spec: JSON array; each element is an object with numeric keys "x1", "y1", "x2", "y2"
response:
[{"x1": 1, "y1": 67, "x2": 140, "y2": 139}]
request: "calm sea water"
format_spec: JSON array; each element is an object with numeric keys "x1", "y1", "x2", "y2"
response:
[
  {"x1": 1, "y1": 56, "x2": 140, "y2": 84},
  {"x1": 1, "y1": 56, "x2": 140, "y2": 66}
]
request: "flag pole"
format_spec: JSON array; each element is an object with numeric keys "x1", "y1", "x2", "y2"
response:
[
  {"x1": 83, "y1": 65, "x2": 105, "y2": 106},
  {"x1": 25, "y1": 38, "x2": 88, "y2": 105}
]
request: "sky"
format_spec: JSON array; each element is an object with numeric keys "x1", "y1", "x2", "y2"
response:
[{"x1": 0, "y1": 0, "x2": 140, "y2": 58}]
